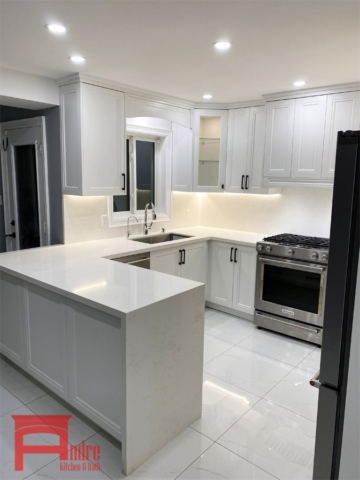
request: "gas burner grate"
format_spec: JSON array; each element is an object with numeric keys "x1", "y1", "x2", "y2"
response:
[{"x1": 263, "y1": 233, "x2": 330, "y2": 249}]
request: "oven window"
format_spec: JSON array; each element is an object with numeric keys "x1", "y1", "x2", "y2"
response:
[{"x1": 262, "y1": 265, "x2": 322, "y2": 314}]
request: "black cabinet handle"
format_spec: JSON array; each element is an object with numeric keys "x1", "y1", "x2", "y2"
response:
[
  {"x1": 241, "y1": 175, "x2": 245, "y2": 189},
  {"x1": 182, "y1": 249, "x2": 186, "y2": 265},
  {"x1": 10, "y1": 220, "x2": 15, "y2": 226},
  {"x1": 179, "y1": 250, "x2": 182, "y2": 265},
  {"x1": 245, "y1": 175, "x2": 249, "y2": 190},
  {"x1": 122, "y1": 174, "x2": 126, "y2": 191},
  {"x1": 5, "y1": 232, "x2": 16, "y2": 238},
  {"x1": 230, "y1": 247, "x2": 234, "y2": 262},
  {"x1": 234, "y1": 248, "x2": 238, "y2": 263}
]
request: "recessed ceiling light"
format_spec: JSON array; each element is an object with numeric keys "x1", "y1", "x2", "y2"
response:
[
  {"x1": 46, "y1": 24, "x2": 67, "y2": 34},
  {"x1": 293, "y1": 80, "x2": 306, "y2": 87},
  {"x1": 214, "y1": 41, "x2": 232, "y2": 51},
  {"x1": 69, "y1": 55, "x2": 86, "y2": 63},
  {"x1": 203, "y1": 94, "x2": 213, "y2": 99}
]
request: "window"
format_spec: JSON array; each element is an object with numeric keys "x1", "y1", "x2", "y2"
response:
[{"x1": 113, "y1": 136, "x2": 156, "y2": 215}]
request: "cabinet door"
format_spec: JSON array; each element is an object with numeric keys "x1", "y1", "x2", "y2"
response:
[
  {"x1": 82, "y1": 83, "x2": 126, "y2": 196},
  {"x1": 193, "y1": 109, "x2": 228, "y2": 192},
  {"x1": 209, "y1": 242, "x2": 234, "y2": 307},
  {"x1": 225, "y1": 108, "x2": 250, "y2": 193},
  {"x1": 246, "y1": 106, "x2": 267, "y2": 193},
  {"x1": 150, "y1": 247, "x2": 181, "y2": 276},
  {"x1": 264, "y1": 99, "x2": 295, "y2": 178},
  {"x1": 291, "y1": 96, "x2": 327, "y2": 178},
  {"x1": 60, "y1": 82, "x2": 83, "y2": 195},
  {"x1": 23, "y1": 283, "x2": 68, "y2": 399},
  {"x1": 232, "y1": 246, "x2": 257, "y2": 315},
  {"x1": 172, "y1": 122, "x2": 193, "y2": 192},
  {"x1": 0, "y1": 272, "x2": 25, "y2": 367},
  {"x1": 180, "y1": 243, "x2": 207, "y2": 283},
  {"x1": 322, "y1": 91, "x2": 360, "y2": 178},
  {"x1": 66, "y1": 301, "x2": 123, "y2": 441}
]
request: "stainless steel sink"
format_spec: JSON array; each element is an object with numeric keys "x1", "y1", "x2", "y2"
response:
[{"x1": 130, "y1": 233, "x2": 193, "y2": 244}]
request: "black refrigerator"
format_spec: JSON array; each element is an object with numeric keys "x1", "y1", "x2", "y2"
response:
[{"x1": 312, "y1": 131, "x2": 360, "y2": 480}]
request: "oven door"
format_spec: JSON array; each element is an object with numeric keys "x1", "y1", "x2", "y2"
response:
[{"x1": 255, "y1": 255, "x2": 327, "y2": 327}]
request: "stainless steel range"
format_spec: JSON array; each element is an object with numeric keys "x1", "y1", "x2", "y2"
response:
[{"x1": 254, "y1": 233, "x2": 330, "y2": 345}]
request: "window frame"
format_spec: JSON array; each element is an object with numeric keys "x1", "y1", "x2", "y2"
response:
[{"x1": 108, "y1": 124, "x2": 172, "y2": 227}]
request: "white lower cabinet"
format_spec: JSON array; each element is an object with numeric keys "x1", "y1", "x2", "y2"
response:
[
  {"x1": 209, "y1": 241, "x2": 257, "y2": 316},
  {"x1": 0, "y1": 272, "x2": 26, "y2": 367},
  {"x1": 209, "y1": 242, "x2": 234, "y2": 307},
  {"x1": 150, "y1": 242, "x2": 207, "y2": 283},
  {"x1": 23, "y1": 283, "x2": 68, "y2": 399},
  {"x1": 66, "y1": 301, "x2": 123, "y2": 441}
]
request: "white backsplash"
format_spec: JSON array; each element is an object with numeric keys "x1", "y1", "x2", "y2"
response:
[{"x1": 63, "y1": 187, "x2": 333, "y2": 244}]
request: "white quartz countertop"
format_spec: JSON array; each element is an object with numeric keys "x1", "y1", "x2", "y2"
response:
[{"x1": 0, "y1": 226, "x2": 266, "y2": 317}]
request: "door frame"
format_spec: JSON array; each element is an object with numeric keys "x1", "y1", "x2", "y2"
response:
[{"x1": 0, "y1": 117, "x2": 50, "y2": 251}]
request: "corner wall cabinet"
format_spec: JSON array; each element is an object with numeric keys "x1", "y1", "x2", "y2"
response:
[
  {"x1": 60, "y1": 82, "x2": 126, "y2": 196},
  {"x1": 264, "y1": 89, "x2": 360, "y2": 186},
  {"x1": 226, "y1": 106, "x2": 270, "y2": 194},
  {"x1": 208, "y1": 241, "x2": 257, "y2": 316},
  {"x1": 192, "y1": 109, "x2": 228, "y2": 192}
]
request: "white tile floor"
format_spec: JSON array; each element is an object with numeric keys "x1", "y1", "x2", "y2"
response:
[{"x1": 0, "y1": 307, "x2": 321, "y2": 480}]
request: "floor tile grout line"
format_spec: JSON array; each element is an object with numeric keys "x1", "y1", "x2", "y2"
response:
[
  {"x1": 203, "y1": 341, "x2": 235, "y2": 366},
  {"x1": 204, "y1": 328, "x2": 257, "y2": 346},
  {"x1": 232, "y1": 343, "x2": 313, "y2": 369},
  {"x1": 0, "y1": 377, "x2": 49, "y2": 407},
  {"x1": 261, "y1": 397, "x2": 317, "y2": 424},
  {"x1": 173, "y1": 439, "x2": 215, "y2": 480},
  {"x1": 213, "y1": 440, "x2": 281, "y2": 480}
]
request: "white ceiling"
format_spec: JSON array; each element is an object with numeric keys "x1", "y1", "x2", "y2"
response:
[{"x1": 1, "y1": 0, "x2": 359, "y2": 103}]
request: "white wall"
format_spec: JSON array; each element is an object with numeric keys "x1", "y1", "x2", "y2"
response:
[
  {"x1": 339, "y1": 254, "x2": 360, "y2": 480},
  {"x1": 0, "y1": 67, "x2": 59, "y2": 109}
]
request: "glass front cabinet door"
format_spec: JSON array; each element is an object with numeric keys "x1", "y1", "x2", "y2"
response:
[{"x1": 193, "y1": 109, "x2": 228, "y2": 192}]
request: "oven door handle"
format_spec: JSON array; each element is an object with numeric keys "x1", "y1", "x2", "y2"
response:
[
  {"x1": 258, "y1": 256, "x2": 326, "y2": 273},
  {"x1": 255, "y1": 312, "x2": 321, "y2": 334}
]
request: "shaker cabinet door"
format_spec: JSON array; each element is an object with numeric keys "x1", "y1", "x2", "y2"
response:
[
  {"x1": 232, "y1": 246, "x2": 257, "y2": 315},
  {"x1": 209, "y1": 242, "x2": 234, "y2": 308},
  {"x1": 150, "y1": 247, "x2": 181, "y2": 277},
  {"x1": 225, "y1": 108, "x2": 250, "y2": 193},
  {"x1": 291, "y1": 96, "x2": 327, "y2": 178},
  {"x1": 322, "y1": 91, "x2": 360, "y2": 178},
  {"x1": 172, "y1": 122, "x2": 193, "y2": 192},
  {"x1": 246, "y1": 106, "x2": 267, "y2": 193},
  {"x1": 264, "y1": 99, "x2": 295, "y2": 178},
  {"x1": 180, "y1": 243, "x2": 207, "y2": 284}
]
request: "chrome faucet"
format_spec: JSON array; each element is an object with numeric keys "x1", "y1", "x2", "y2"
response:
[
  {"x1": 144, "y1": 202, "x2": 156, "y2": 235},
  {"x1": 127, "y1": 215, "x2": 138, "y2": 238}
]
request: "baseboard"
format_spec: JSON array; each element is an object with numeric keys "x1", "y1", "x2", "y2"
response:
[{"x1": 205, "y1": 301, "x2": 254, "y2": 323}]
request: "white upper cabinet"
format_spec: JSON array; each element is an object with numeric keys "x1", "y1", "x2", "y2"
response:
[
  {"x1": 225, "y1": 108, "x2": 250, "y2": 193},
  {"x1": 172, "y1": 122, "x2": 193, "y2": 192},
  {"x1": 193, "y1": 109, "x2": 228, "y2": 192},
  {"x1": 246, "y1": 106, "x2": 267, "y2": 193},
  {"x1": 291, "y1": 95, "x2": 327, "y2": 178},
  {"x1": 264, "y1": 99, "x2": 295, "y2": 178},
  {"x1": 322, "y1": 91, "x2": 360, "y2": 178},
  {"x1": 60, "y1": 82, "x2": 126, "y2": 196}
]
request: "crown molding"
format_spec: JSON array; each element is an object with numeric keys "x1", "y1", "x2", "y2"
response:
[
  {"x1": 57, "y1": 73, "x2": 195, "y2": 110},
  {"x1": 194, "y1": 98, "x2": 264, "y2": 109},
  {"x1": 263, "y1": 82, "x2": 360, "y2": 101}
]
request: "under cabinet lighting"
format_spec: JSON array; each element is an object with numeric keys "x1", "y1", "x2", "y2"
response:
[
  {"x1": 203, "y1": 94, "x2": 213, "y2": 99},
  {"x1": 46, "y1": 24, "x2": 67, "y2": 34},
  {"x1": 69, "y1": 55, "x2": 86, "y2": 63},
  {"x1": 293, "y1": 80, "x2": 306, "y2": 87},
  {"x1": 213, "y1": 41, "x2": 232, "y2": 51}
]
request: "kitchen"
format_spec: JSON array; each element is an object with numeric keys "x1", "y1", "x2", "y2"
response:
[{"x1": 0, "y1": 2, "x2": 359, "y2": 480}]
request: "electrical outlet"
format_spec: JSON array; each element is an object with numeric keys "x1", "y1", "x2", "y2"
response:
[
  {"x1": 186, "y1": 209, "x2": 190, "y2": 219},
  {"x1": 101, "y1": 215, "x2": 109, "y2": 227}
]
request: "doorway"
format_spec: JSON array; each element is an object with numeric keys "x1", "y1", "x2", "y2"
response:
[{"x1": 1, "y1": 117, "x2": 50, "y2": 251}]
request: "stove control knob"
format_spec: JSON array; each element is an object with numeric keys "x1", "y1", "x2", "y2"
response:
[
  {"x1": 321, "y1": 253, "x2": 328, "y2": 261},
  {"x1": 258, "y1": 245, "x2": 263, "y2": 251},
  {"x1": 287, "y1": 249, "x2": 295, "y2": 255},
  {"x1": 266, "y1": 246, "x2": 272, "y2": 253},
  {"x1": 311, "y1": 252, "x2": 319, "y2": 260}
]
